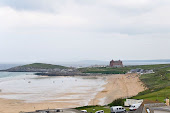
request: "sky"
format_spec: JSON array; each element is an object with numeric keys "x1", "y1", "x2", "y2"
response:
[{"x1": 0, "y1": 0, "x2": 170, "y2": 63}]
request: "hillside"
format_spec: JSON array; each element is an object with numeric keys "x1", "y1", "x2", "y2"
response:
[
  {"x1": 131, "y1": 64, "x2": 170, "y2": 102},
  {"x1": 6, "y1": 63, "x2": 69, "y2": 72},
  {"x1": 133, "y1": 86, "x2": 170, "y2": 102},
  {"x1": 20, "y1": 63, "x2": 68, "y2": 69}
]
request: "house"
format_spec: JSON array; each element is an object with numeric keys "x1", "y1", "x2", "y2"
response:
[
  {"x1": 154, "y1": 106, "x2": 170, "y2": 113},
  {"x1": 129, "y1": 68, "x2": 154, "y2": 74},
  {"x1": 110, "y1": 60, "x2": 123, "y2": 67},
  {"x1": 90, "y1": 65, "x2": 106, "y2": 68},
  {"x1": 129, "y1": 68, "x2": 143, "y2": 73},
  {"x1": 134, "y1": 99, "x2": 170, "y2": 113}
]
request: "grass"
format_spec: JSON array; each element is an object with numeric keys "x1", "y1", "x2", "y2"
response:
[
  {"x1": 131, "y1": 65, "x2": 170, "y2": 102},
  {"x1": 132, "y1": 86, "x2": 170, "y2": 102},
  {"x1": 139, "y1": 72, "x2": 170, "y2": 89},
  {"x1": 75, "y1": 106, "x2": 110, "y2": 113}
]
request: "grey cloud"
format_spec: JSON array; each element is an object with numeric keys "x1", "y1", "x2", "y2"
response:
[
  {"x1": 0, "y1": 0, "x2": 170, "y2": 62},
  {"x1": 0, "y1": 0, "x2": 64, "y2": 12}
]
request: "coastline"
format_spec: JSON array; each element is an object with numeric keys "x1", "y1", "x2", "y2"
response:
[
  {"x1": 0, "y1": 74, "x2": 146, "y2": 113},
  {"x1": 89, "y1": 73, "x2": 146, "y2": 105}
]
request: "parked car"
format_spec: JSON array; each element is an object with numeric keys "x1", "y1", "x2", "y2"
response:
[
  {"x1": 81, "y1": 110, "x2": 87, "y2": 112},
  {"x1": 110, "y1": 106, "x2": 126, "y2": 113},
  {"x1": 129, "y1": 103, "x2": 141, "y2": 111},
  {"x1": 95, "y1": 110, "x2": 104, "y2": 113}
]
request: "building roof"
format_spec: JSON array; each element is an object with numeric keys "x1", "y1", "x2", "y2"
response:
[
  {"x1": 134, "y1": 100, "x2": 165, "y2": 113},
  {"x1": 153, "y1": 106, "x2": 170, "y2": 112}
]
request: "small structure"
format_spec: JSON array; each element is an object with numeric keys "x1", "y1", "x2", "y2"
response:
[
  {"x1": 166, "y1": 98, "x2": 169, "y2": 106},
  {"x1": 110, "y1": 60, "x2": 123, "y2": 67},
  {"x1": 154, "y1": 106, "x2": 170, "y2": 113},
  {"x1": 129, "y1": 68, "x2": 154, "y2": 74},
  {"x1": 129, "y1": 68, "x2": 144, "y2": 74},
  {"x1": 124, "y1": 99, "x2": 143, "y2": 107},
  {"x1": 90, "y1": 65, "x2": 106, "y2": 68},
  {"x1": 134, "y1": 100, "x2": 170, "y2": 113}
]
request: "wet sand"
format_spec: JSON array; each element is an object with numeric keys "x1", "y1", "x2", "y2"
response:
[
  {"x1": 0, "y1": 74, "x2": 146, "y2": 113},
  {"x1": 0, "y1": 98, "x2": 79, "y2": 113}
]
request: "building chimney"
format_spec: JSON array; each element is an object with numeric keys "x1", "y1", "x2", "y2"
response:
[{"x1": 166, "y1": 98, "x2": 169, "y2": 106}]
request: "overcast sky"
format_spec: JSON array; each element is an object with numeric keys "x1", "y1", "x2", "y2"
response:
[{"x1": 0, "y1": 0, "x2": 170, "y2": 63}]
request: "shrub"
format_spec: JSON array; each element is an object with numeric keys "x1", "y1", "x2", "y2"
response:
[{"x1": 108, "y1": 98, "x2": 124, "y2": 107}]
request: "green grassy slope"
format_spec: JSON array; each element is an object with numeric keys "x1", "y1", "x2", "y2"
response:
[
  {"x1": 133, "y1": 86, "x2": 170, "y2": 102},
  {"x1": 139, "y1": 73, "x2": 170, "y2": 89},
  {"x1": 132, "y1": 65, "x2": 170, "y2": 102},
  {"x1": 20, "y1": 63, "x2": 68, "y2": 69}
]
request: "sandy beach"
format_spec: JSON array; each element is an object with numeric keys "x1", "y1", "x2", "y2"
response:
[
  {"x1": 89, "y1": 73, "x2": 146, "y2": 105},
  {"x1": 0, "y1": 74, "x2": 145, "y2": 113}
]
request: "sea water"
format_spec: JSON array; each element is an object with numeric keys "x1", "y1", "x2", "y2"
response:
[{"x1": 0, "y1": 72, "x2": 106, "y2": 106}]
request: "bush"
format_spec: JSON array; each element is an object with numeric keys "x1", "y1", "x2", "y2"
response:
[
  {"x1": 108, "y1": 98, "x2": 124, "y2": 107},
  {"x1": 136, "y1": 89, "x2": 152, "y2": 96},
  {"x1": 136, "y1": 87, "x2": 163, "y2": 96},
  {"x1": 75, "y1": 105, "x2": 100, "y2": 110}
]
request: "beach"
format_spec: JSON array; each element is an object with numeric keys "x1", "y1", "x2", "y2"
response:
[
  {"x1": 89, "y1": 73, "x2": 146, "y2": 105},
  {"x1": 0, "y1": 73, "x2": 145, "y2": 113}
]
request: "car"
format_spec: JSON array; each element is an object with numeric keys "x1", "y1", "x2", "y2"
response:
[
  {"x1": 110, "y1": 106, "x2": 126, "y2": 113},
  {"x1": 129, "y1": 103, "x2": 141, "y2": 111},
  {"x1": 95, "y1": 110, "x2": 104, "y2": 113},
  {"x1": 81, "y1": 110, "x2": 87, "y2": 112}
]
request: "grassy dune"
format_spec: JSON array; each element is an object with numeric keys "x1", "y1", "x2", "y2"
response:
[
  {"x1": 131, "y1": 65, "x2": 170, "y2": 102},
  {"x1": 133, "y1": 86, "x2": 170, "y2": 102}
]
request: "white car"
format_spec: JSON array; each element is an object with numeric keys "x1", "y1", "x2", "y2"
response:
[
  {"x1": 129, "y1": 103, "x2": 141, "y2": 111},
  {"x1": 95, "y1": 110, "x2": 104, "y2": 113},
  {"x1": 81, "y1": 110, "x2": 87, "y2": 112},
  {"x1": 110, "y1": 106, "x2": 126, "y2": 113}
]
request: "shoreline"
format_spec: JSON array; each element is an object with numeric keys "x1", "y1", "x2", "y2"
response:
[
  {"x1": 89, "y1": 73, "x2": 146, "y2": 105},
  {"x1": 0, "y1": 74, "x2": 146, "y2": 113}
]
